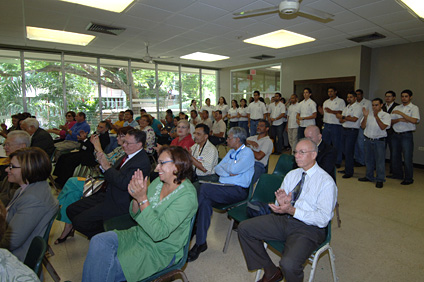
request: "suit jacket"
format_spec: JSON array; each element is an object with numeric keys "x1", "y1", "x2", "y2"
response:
[
  {"x1": 0, "y1": 181, "x2": 59, "y2": 261},
  {"x1": 0, "y1": 176, "x2": 19, "y2": 206},
  {"x1": 101, "y1": 149, "x2": 151, "y2": 220},
  {"x1": 382, "y1": 102, "x2": 399, "y2": 114},
  {"x1": 317, "y1": 141, "x2": 337, "y2": 182},
  {"x1": 31, "y1": 128, "x2": 55, "y2": 158},
  {"x1": 79, "y1": 131, "x2": 110, "y2": 166}
]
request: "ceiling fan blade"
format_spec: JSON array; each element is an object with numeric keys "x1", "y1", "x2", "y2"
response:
[
  {"x1": 298, "y1": 6, "x2": 334, "y2": 20},
  {"x1": 233, "y1": 6, "x2": 279, "y2": 19}
]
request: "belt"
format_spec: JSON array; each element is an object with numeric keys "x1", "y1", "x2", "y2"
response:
[
  {"x1": 250, "y1": 119, "x2": 260, "y2": 121},
  {"x1": 394, "y1": 131, "x2": 413, "y2": 134},
  {"x1": 365, "y1": 136, "x2": 386, "y2": 141},
  {"x1": 343, "y1": 127, "x2": 359, "y2": 131}
]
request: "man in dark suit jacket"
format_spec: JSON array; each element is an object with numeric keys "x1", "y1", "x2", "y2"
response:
[
  {"x1": 21, "y1": 118, "x2": 55, "y2": 158},
  {"x1": 66, "y1": 129, "x2": 150, "y2": 239},
  {"x1": 304, "y1": 125, "x2": 337, "y2": 181},
  {"x1": 53, "y1": 121, "x2": 110, "y2": 188},
  {"x1": 382, "y1": 90, "x2": 399, "y2": 172}
]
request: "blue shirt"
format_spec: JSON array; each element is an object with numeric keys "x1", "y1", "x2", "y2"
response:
[
  {"x1": 124, "y1": 120, "x2": 138, "y2": 128},
  {"x1": 151, "y1": 118, "x2": 163, "y2": 136},
  {"x1": 214, "y1": 144, "x2": 255, "y2": 188},
  {"x1": 65, "y1": 120, "x2": 90, "y2": 141}
]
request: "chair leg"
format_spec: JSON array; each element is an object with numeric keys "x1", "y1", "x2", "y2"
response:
[
  {"x1": 254, "y1": 242, "x2": 268, "y2": 281},
  {"x1": 223, "y1": 219, "x2": 234, "y2": 253},
  {"x1": 335, "y1": 202, "x2": 341, "y2": 227},
  {"x1": 43, "y1": 256, "x2": 61, "y2": 282},
  {"x1": 328, "y1": 246, "x2": 338, "y2": 282}
]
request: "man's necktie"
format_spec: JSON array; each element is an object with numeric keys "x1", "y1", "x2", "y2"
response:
[
  {"x1": 291, "y1": 172, "x2": 306, "y2": 206},
  {"x1": 118, "y1": 155, "x2": 128, "y2": 170}
]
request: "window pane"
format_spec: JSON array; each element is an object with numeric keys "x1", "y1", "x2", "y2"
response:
[
  {"x1": 181, "y1": 67, "x2": 199, "y2": 114},
  {"x1": 202, "y1": 69, "x2": 217, "y2": 108},
  {"x1": 157, "y1": 64, "x2": 180, "y2": 120}
]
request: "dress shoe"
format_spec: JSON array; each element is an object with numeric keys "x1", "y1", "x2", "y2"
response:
[
  {"x1": 358, "y1": 177, "x2": 371, "y2": 182},
  {"x1": 337, "y1": 170, "x2": 346, "y2": 174},
  {"x1": 342, "y1": 174, "x2": 352, "y2": 179},
  {"x1": 375, "y1": 182, "x2": 383, "y2": 188},
  {"x1": 54, "y1": 228, "x2": 75, "y2": 244},
  {"x1": 257, "y1": 268, "x2": 283, "y2": 282},
  {"x1": 387, "y1": 175, "x2": 402, "y2": 180},
  {"x1": 401, "y1": 180, "x2": 414, "y2": 185},
  {"x1": 187, "y1": 243, "x2": 207, "y2": 262}
]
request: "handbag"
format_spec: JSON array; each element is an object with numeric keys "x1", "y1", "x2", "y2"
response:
[{"x1": 83, "y1": 176, "x2": 105, "y2": 198}]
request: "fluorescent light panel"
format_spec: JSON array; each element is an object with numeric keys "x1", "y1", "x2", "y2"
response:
[
  {"x1": 59, "y1": 0, "x2": 135, "y2": 13},
  {"x1": 26, "y1": 27, "x2": 95, "y2": 46},
  {"x1": 398, "y1": 0, "x2": 424, "y2": 18},
  {"x1": 180, "y1": 52, "x2": 229, "y2": 62},
  {"x1": 244, "y1": 29, "x2": 315, "y2": 49}
]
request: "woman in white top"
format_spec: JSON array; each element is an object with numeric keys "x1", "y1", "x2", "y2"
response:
[
  {"x1": 200, "y1": 98, "x2": 215, "y2": 122},
  {"x1": 215, "y1": 96, "x2": 229, "y2": 125},
  {"x1": 189, "y1": 99, "x2": 198, "y2": 113},
  {"x1": 228, "y1": 99, "x2": 239, "y2": 129},
  {"x1": 237, "y1": 98, "x2": 249, "y2": 136}
]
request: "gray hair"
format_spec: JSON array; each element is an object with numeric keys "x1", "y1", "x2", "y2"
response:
[
  {"x1": 297, "y1": 138, "x2": 318, "y2": 152},
  {"x1": 21, "y1": 118, "x2": 39, "y2": 129},
  {"x1": 7, "y1": 130, "x2": 31, "y2": 147},
  {"x1": 228, "y1": 127, "x2": 247, "y2": 145}
]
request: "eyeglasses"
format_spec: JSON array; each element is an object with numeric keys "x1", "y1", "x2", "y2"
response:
[
  {"x1": 293, "y1": 150, "x2": 315, "y2": 156},
  {"x1": 158, "y1": 160, "x2": 174, "y2": 166},
  {"x1": 8, "y1": 163, "x2": 21, "y2": 169},
  {"x1": 122, "y1": 141, "x2": 138, "y2": 145},
  {"x1": 177, "y1": 126, "x2": 188, "y2": 129}
]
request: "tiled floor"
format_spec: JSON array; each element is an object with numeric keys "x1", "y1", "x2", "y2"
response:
[{"x1": 44, "y1": 152, "x2": 424, "y2": 281}]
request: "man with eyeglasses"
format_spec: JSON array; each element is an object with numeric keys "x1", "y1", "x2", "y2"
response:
[
  {"x1": 0, "y1": 130, "x2": 30, "y2": 205},
  {"x1": 188, "y1": 127, "x2": 254, "y2": 262},
  {"x1": 66, "y1": 129, "x2": 151, "y2": 239},
  {"x1": 238, "y1": 138, "x2": 337, "y2": 282}
]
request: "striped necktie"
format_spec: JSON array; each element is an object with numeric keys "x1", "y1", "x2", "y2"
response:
[{"x1": 291, "y1": 172, "x2": 306, "y2": 206}]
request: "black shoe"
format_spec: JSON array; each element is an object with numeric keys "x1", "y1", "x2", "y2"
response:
[
  {"x1": 187, "y1": 243, "x2": 208, "y2": 262},
  {"x1": 335, "y1": 164, "x2": 341, "y2": 168},
  {"x1": 337, "y1": 170, "x2": 346, "y2": 174},
  {"x1": 375, "y1": 182, "x2": 383, "y2": 188},
  {"x1": 387, "y1": 175, "x2": 402, "y2": 180},
  {"x1": 342, "y1": 174, "x2": 352, "y2": 179},
  {"x1": 401, "y1": 180, "x2": 414, "y2": 185},
  {"x1": 354, "y1": 161, "x2": 364, "y2": 167},
  {"x1": 358, "y1": 177, "x2": 371, "y2": 182}
]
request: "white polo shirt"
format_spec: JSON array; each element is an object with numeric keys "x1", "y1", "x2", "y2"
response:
[
  {"x1": 247, "y1": 101, "x2": 267, "y2": 120},
  {"x1": 323, "y1": 97, "x2": 345, "y2": 125},
  {"x1": 268, "y1": 102, "x2": 287, "y2": 126},
  {"x1": 342, "y1": 102, "x2": 363, "y2": 129},
  {"x1": 363, "y1": 110, "x2": 391, "y2": 139},
  {"x1": 391, "y1": 103, "x2": 420, "y2": 133},
  {"x1": 246, "y1": 135, "x2": 273, "y2": 166},
  {"x1": 287, "y1": 103, "x2": 300, "y2": 129},
  {"x1": 299, "y1": 98, "x2": 317, "y2": 127}
]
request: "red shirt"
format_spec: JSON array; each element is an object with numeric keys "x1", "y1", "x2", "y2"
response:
[{"x1": 170, "y1": 134, "x2": 195, "y2": 150}]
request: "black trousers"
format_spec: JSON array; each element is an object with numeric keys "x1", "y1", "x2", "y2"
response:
[
  {"x1": 53, "y1": 152, "x2": 83, "y2": 187},
  {"x1": 238, "y1": 214, "x2": 325, "y2": 282},
  {"x1": 66, "y1": 192, "x2": 106, "y2": 239}
]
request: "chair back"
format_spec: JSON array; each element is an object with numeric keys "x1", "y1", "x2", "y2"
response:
[
  {"x1": 272, "y1": 154, "x2": 295, "y2": 177},
  {"x1": 44, "y1": 209, "x2": 59, "y2": 244},
  {"x1": 251, "y1": 174, "x2": 284, "y2": 204},
  {"x1": 24, "y1": 236, "x2": 47, "y2": 278}
]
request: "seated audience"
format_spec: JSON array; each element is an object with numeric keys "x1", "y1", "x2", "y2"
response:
[
  {"x1": 47, "y1": 111, "x2": 77, "y2": 142},
  {"x1": 54, "y1": 127, "x2": 131, "y2": 244},
  {"x1": 169, "y1": 117, "x2": 180, "y2": 140},
  {"x1": 66, "y1": 129, "x2": 150, "y2": 239},
  {"x1": 246, "y1": 119, "x2": 273, "y2": 183},
  {"x1": 105, "y1": 111, "x2": 125, "y2": 153},
  {"x1": 199, "y1": 110, "x2": 213, "y2": 131},
  {"x1": 170, "y1": 120, "x2": 195, "y2": 150},
  {"x1": 135, "y1": 114, "x2": 156, "y2": 154},
  {"x1": 190, "y1": 110, "x2": 201, "y2": 127},
  {"x1": 0, "y1": 131, "x2": 31, "y2": 205},
  {"x1": 0, "y1": 113, "x2": 25, "y2": 138},
  {"x1": 21, "y1": 118, "x2": 55, "y2": 158},
  {"x1": 157, "y1": 114, "x2": 175, "y2": 145},
  {"x1": 0, "y1": 147, "x2": 58, "y2": 261},
  {"x1": 54, "y1": 112, "x2": 91, "y2": 158},
  {"x1": 188, "y1": 127, "x2": 254, "y2": 262},
  {"x1": 123, "y1": 109, "x2": 138, "y2": 128},
  {"x1": 0, "y1": 201, "x2": 40, "y2": 281},
  {"x1": 190, "y1": 124, "x2": 219, "y2": 191},
  {"x1": 53, "y1": 121, "x2": 110, "y2": 189},
  {"x1": 82, "y1": 146, "x2": 198, "y2": 282},
  {"x1": 238, "y1": 138, "x2": 337, "y2": 282},
  {"x1": 209, "y1": 110, "x2": 226, "y2": 146}
]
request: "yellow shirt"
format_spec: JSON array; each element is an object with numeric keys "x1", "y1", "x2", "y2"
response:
[{"x1": 110, "y1": 120, "x2": 124, "y2": 134}]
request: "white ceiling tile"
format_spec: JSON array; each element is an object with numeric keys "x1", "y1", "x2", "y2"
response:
[
  {"x1": 199, "y1": 0, "x2": 258, "y2": 12},
  {"x1": 349, "y1": 0, "x2": 407, "y2": 19},
  {"x1": 162, "y1": 14, "x2": 206, "y2": 29},
  {"x1": 180, "y1": 2, "x2": 228, "y2": 21},
  {"x1": 126, "y1": 3, "x2": 174, "y2": 21},
  {"x1": 139, "y1": 0, "x2": 195, "y2": 13}
]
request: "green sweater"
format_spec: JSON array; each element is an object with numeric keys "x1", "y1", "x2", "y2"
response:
[{"x1": 115, "y1": 177, "x2": 198, "y2": 282}]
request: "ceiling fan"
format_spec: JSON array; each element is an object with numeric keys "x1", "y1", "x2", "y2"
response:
[
  {"x1": 233, "y1": 0, "x2": 334, "y2": 22},
  {"x1": 142, "y1": 42, "x2": 173, "y2": 63}
]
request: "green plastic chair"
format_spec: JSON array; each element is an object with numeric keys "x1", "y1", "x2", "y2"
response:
[
  {"x1": 256, "y1": 221, "x2": 338, "y2": 282},
  {"x1": 24, "y1": 236, "x2": 47, "y2": 278},
  {"x1": 222, "y1": 174, "x2": 283, "y2": 253},
  {"x1": 43, "y1": 209, "x2": 61, "y2": 282},
  {"x1": 272, "y1": 154, "x2": 295, "y2": 177}
]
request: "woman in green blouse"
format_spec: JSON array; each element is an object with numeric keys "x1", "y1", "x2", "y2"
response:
[{"x1": 82, "y1": 146, "x2": 198, "y2": 282}]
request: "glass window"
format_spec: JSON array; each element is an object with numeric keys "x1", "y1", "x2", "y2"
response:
[{"x1": 181, "y1": 67, "x2": 199, "y2": 114}]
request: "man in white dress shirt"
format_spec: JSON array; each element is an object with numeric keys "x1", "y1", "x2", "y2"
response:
[
  {"x1": 358, "y1": 98, "x2": 391, "y2": 188},
  {"x1": 354, "y1": 89, "x2": 372, "y2": 166},
  {"x1": 337, "y1": 91, "x2": 363, "y2": 178},
  {"x1": 238, "y1": 138, "x2": 337, "y2": 282},
  {"x1": 318, "y1": 87, "x2": 345, "y2": 167},
  {"x1": 268, "y1": 92, "x2": 287, "y2": 154},
  {"x1": 286, "y1": 94, "x2": 300, "y2": 153},
  {"x1": 296, "y1": 88, "x2": 317, "y2": 139},
  {"x1": 390, "y1": 89, "x2": 420, "y2": 185},
  {"x1": 247, "y1": 91, "x2": 267, "y2": 137}
]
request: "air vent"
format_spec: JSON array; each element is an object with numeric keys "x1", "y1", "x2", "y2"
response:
[
  {"x1": 250, "y1": 54, "x2": 276, "y2": 60},
  {"x1": 86, "y1": 22, "x2": 125, "y2": 36},
  {"x1": 348, "y1": 32, "x2": 386, "y2": 43}
]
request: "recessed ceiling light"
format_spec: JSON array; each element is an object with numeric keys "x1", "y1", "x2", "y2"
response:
[
  {"x1": 398, "y1": 0, "x2": 424, "y2": 19},
  {"x1": 270, "y1": 66, "x2": 281, "y2": 69},
  {"x1": 244, "y1": 29, "x2": 315, "y2": 49},
  {"x1": 180, "y1": 52, "x2": 229, "y2": 62},
  {"x1": 59, "y1": 0, "x2": 135, "y2": 13},
  {"x1": 26, "y1": 27, "x2": 95, "y2": 46}
]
